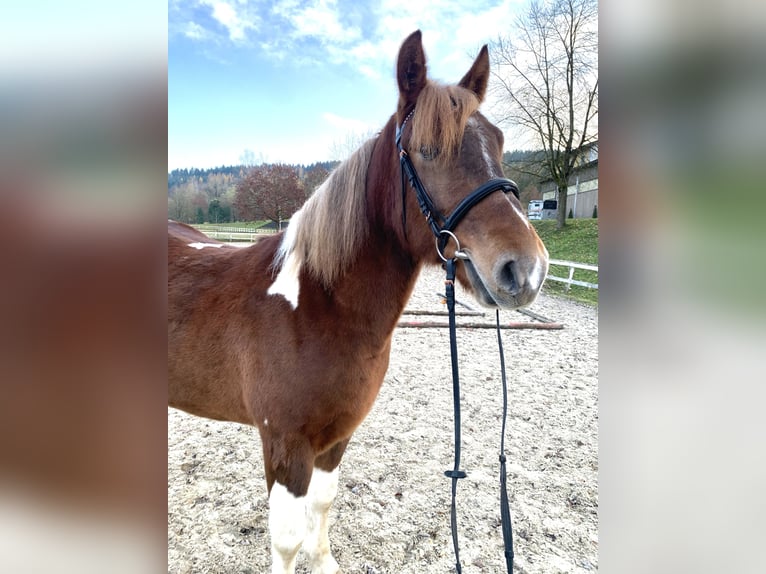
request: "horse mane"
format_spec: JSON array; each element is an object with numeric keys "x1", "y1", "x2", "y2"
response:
[
  {"x1": 272, "y1": 81, "x2": 478, "y2": 288},
  {"x1": 272, "y1": 137, "x2": 376, "y2": 288},
  {"x1": 409, "y1": 81, "x2": 480, "y2": 165}
]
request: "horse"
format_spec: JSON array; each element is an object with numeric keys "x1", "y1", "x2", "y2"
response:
[{"x1": 168, "y1": 30, "x2": 549, "y2": 574}]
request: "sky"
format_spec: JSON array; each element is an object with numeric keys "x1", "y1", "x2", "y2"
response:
[{"x1": 168, "y1": 0, "x2": 526, "y2": 170}]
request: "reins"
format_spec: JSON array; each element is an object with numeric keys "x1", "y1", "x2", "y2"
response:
[{"x1": 397, "y1": 110, "x2": 516, "y2": 573}]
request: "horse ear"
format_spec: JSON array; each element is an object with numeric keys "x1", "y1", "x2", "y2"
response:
[
  {"x1": 459, "y1": 45, "x2": 490, "y2": 103},
  {"x1": 397, "y1": 30, "x2": 427, "y2": 109}
]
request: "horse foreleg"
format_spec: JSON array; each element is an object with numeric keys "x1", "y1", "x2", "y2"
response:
[
  {"x1": 268, "y1": 480, "x2": 306, "y2": 573},
  {"x1": 303, "y1": 440, "x2": 348, "y2": 574},
  {"x1": 304, "y1": 467, "x2": 340, "y2": 574},
  {"x1": 265, "y1": 436, "x2": 314, "y2": 574}
]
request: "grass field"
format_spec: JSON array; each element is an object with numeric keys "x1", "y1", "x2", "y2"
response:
[{"x1": 533, "y1": 219, "x2": 599, "y2": 305}]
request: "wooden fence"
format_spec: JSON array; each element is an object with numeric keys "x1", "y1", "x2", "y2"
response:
[{"x1": 546, "y1": 258, "x2": 599, "y2": 291}]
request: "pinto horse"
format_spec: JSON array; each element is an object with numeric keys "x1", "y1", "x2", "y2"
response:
[{"x1": 168, "y1": 30, "x2": 548, "y2": 574}]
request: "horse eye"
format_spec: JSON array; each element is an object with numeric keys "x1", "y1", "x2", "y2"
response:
[{"x1": 419, "y1": 145, "x2": 439, "y2": 160}]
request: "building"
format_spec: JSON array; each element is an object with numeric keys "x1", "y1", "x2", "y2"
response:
[{"x1": 538, "y1": 141, "x2": 598, "y2": 219}]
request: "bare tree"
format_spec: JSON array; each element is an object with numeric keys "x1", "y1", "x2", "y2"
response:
[
  {"x1": 490, "y1": 0, "x2": 598, "y2": 228},
  {"x1": 328, "y1": 129, "x2": 376, "y2": 162},
  {"x1": 234, "y1": 164, "x2": 304, "y2": 229}
]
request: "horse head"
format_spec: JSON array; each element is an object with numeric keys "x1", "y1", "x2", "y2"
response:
[{"x1": 394, "y1": 30, "x2": 549, "y2": 309}]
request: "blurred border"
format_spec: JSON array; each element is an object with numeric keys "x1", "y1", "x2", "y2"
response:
[
  {"x1": 601, "y1": 0, "x2": 766, "y2": 571},
  {"x1": 2, "y1": 1, "x2": 765, "y2": 572},
  {"x1": 0, "y1": 3, "x2": 167, "y2": 572}
]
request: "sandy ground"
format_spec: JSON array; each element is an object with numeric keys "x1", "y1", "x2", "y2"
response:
[{"x1": 168, "y1": 266, "x2": 598, "y2": 573}]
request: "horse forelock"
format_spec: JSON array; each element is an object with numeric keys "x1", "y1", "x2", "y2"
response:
[
  {"x1": 272, "y1": 137, "x2": 377, "y2": 288},
  {"x1": 409, "y1": 81, "x2": 480, "y2": 164}
]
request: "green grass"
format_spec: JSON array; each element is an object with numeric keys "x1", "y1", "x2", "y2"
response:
[{"x1": 532, "y1": 219, "x2": 599, "y2": 305}]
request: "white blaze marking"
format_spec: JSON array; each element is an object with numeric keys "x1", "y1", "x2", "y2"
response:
[
  {"x1": 269, "y1": 482, "x2": 306, "y2": 574},
  {"x1": 469, "y1": 116, "x2": 503, "y2": 179},
  {"x1": 188, "y1": 242, "x2": 224, "y2": 250},
  {"x1": 468, "y1": 117, "x2": 530, "y2": 229},
  {"x1": 510, "y1": 200, "x2": 531, "y2": 229}
]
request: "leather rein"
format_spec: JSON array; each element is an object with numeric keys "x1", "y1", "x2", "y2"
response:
[{"x1": 396, "y1": 108, "x2": 516, "y2": 573}]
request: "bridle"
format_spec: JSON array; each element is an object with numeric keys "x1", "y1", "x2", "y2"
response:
[
  {"x1": 395, "y1": 107, "x2": 520, "y2": 259},
  {"x1": 396, "y1": 108, "x2": 517, "y2": 574}
]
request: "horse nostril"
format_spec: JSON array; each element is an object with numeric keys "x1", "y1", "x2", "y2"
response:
[{"x1": 499, "y1": 260, "x2": 519, "y2": 294}]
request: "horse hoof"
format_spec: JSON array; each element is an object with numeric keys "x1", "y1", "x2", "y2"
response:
[{"x1": 310, "y1": 555, "x2": 340, "y2": 574}]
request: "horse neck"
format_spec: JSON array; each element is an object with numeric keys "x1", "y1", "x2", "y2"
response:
[{"x1": 327, "y1": 123, "x2": 428, "y2": 336}]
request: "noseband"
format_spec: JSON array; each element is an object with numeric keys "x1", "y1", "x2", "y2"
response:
[
  {"x1": 396, "y1": 108, "x2": 517, "y2": 574},
  {"x1": 395, "y1": 108, "x2": 520, "y2": 258}
]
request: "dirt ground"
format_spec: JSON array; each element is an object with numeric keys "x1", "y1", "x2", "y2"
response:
[{"x1": 168, "y1": 266, "x2": 598, "y2": 573}]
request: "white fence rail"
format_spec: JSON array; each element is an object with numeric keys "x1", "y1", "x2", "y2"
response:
[
  {"x1": 546, "y1": 258, "x2": 599, "y2": 291},
  {"x1": 201, "y1": 231, "x2": 262, "y2": 242}
]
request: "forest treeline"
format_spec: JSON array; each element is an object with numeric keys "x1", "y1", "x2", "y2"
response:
[{"x1": 167, "y1": 151, "x2": 546, "y2": 225}]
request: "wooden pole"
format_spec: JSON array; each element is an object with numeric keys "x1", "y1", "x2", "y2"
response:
[{"x1": 397, "y1": 321, "x2": 564, "y2": 330}]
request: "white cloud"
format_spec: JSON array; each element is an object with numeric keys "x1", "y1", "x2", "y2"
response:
[
  {"x1": 293, "y1": 1, "x2": 361, "y2": 43},
  {"x1": 183, "y1": 21, "x2": 208, "y2": 40},
  {"x1": 200, "y1": 0, "x2": 258, "y2": 41}
]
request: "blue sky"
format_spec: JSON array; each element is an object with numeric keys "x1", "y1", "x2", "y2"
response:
[{"x1": 169, "y1": 0, "x2": 525, "y2": 170}]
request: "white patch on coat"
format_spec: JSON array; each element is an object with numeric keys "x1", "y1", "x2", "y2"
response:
[
  {"x1": 267, "y1": 209, "x2": 304, "y2": 310},
  {"x1": 188, "y1": 242, "x2": 224, "y2": 250},
  {"x1": 267, "y1": 251, "x2": 301, "y2": 310}
]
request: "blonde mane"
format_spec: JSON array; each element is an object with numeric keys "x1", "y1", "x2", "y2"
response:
[
  {"x1": 273, "y1": 82, "x2": 478, "y2": 288},
  {"x1": 409, "y1": 82, "x2": 480, "y2": 164},
  {"x1": 273, "y1": 137, "x2": 376, "y2": 288}
]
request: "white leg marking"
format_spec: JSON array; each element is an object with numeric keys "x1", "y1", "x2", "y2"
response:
[
  {"x1": 188, "y1": 242, "x2": 224, "y2": 249},
  {"x1": 269, "y1": 482, "x2": 306, "y2": 574},
  {"x1": 304, "y1": 468, "x2": 340, "y2": 574}
]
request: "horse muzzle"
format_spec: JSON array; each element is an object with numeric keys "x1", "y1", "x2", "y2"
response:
[{"x1": 463, "y1": 253, "x2": 548, "y2": 309}]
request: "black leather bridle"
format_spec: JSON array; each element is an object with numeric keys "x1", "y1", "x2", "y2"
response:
[
  {"x1": 396, "y1": 107, "x2": 517, "y2": 574},
  {"x1": 395, "y1": 107, "x2": 520, "y2": 257}
]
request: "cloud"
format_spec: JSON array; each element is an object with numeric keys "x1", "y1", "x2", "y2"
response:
[
  {"x1": 284, "y1": 0, "x2": 362, "y2": 44},
  {"x1": 183, "y1": 21, "x2": 208, "y2": 40},
  {"x1": 171, "y1": 0, "x2": 526, "y2": 82},
  {"x1": 201, "y1": 0, "x2": 258, "y2": 41}
]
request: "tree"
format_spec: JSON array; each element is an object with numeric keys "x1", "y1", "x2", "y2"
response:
[
  {"x1": 303, "y1": 166, "x2": 330, "y2": 199},
  {"x1": 234, "y1": 164, "x2": 304, "y2": 229},
  {"x1": 490, "y1": 0, "x2": 598, "y2": 228}
]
